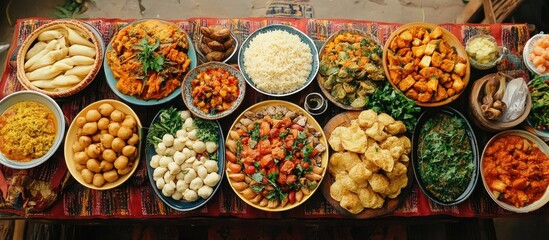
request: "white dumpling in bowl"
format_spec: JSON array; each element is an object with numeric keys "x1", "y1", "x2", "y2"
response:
[{"x1": 198, "y1": 185, "x2": 213, "y2": 199}]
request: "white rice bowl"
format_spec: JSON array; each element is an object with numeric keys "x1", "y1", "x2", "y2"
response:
[{"x1": 243, "y1": 30, "x2": 313, "y2": 94}]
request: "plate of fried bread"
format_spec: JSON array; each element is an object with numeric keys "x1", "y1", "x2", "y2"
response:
[{"x1": 321, "y1": 109, "x2": 414, "y2": 218}]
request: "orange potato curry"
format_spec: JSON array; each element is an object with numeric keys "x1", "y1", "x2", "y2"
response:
[
  {"x1": 386, "y1": 26, "x2": 468, "y2": 103},
  {"x1": 0, "y1": 101, "x2": 57, "y2": 161},
  {"x1": 107, "y1": 20, "x2": 192, "y2": 100},
  {"x1": 483, "y1": 135, "x2": 549, "y2": 207}
]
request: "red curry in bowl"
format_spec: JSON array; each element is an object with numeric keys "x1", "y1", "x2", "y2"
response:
[{"x1": 482, "y1": 134, "x2": 549, "y2": 208}]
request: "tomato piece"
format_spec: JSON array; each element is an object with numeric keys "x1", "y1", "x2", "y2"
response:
[
  {"x1": 270, "y1": 128, "x2": 280, "y2": 139},
  {"x1": 245, "y1": 165, "x2": 256, "y2": 175},
  {"x1": 259, "y1": 154, "x2": 274, "y2": 168},
  {"x1": 260, "y1": 121, "x2": 271, "y2": 137},
  {"x1": 301, "y1": 162, "x2": 310, "y2": 170},
  {"x1": 228, "y1": 162, "x2": 242, "y2": 173},
  {"x1": 280, "y1": 161, "x2": 295, "y2": 174},
  {"x1": 288, "y1": 191, "x2": 296, "y2": 204},
  {"x1": 226, "y1": 150, "x2": 237, "y2": 163},
  {"x1": 277, "y1": 172, "x2": 287, "y2": 185},
  {"x1": 290, "y1": 124, "x2": 304, "y2": 131},
  {"x1": 286, "y1": 174, "x2": 297, "y2": 184}
]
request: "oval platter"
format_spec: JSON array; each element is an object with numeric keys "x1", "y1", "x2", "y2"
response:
[
  {"x1": 145, "y1": 108, "x2": 225, "y2": 211},
  {"x1": 412, "y1": 107, "x2": 479, "y2": 205}
]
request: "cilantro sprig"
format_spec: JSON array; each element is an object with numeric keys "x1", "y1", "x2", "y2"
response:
[
  {"x1": 366, "y1": 81, "x2": 421, "y2": 131},
  {"x1": 138, "y1": 38, "x2": 164, "y2": 78}
]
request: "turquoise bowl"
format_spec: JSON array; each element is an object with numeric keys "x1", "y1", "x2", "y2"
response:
[{"x1": 104, "y1": 19, "x2": 197, "y2": 106}]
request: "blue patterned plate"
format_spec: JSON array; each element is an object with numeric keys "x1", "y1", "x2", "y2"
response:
[
  {"x1": 181, "y1": 62, "x2": 246, "y2": 120},
  {"x1": 238, "y1": 24, "x2": 319, "y2": 97}
]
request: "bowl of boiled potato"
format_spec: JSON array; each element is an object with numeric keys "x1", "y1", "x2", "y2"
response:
[
  {"x1": 64, "y1": 99, "x2": 141, "y2": 190},
  {"x1": 465, "y1": 34, "x2": 506, "y2": 70}
]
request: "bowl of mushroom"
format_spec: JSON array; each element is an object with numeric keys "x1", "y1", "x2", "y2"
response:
[
  {"x1": 64, "y1": 100, "x2": 141, "y2": 190},
  {"x1": 145, "y1": 107, "x2": 224, "y2": 211},
  {"x1": 16, "y1": 19, "x2": 104, "y2": 98}
]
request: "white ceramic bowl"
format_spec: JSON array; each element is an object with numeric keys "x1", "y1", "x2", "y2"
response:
[
  {"x1": 523, "y1": 33, "x2": 549, "y2": 77},
  {"x1": 466, "y1": 34, "x2": 507, "y2": 70},
  {"x1": 0, "y1": 91, "x2": 65, "y2": 169},
  {"x1": 480, "y1": 130, "x2": 549, "y2": 213},
  {"x1": 238, "y1": 24, "x2": 319, "y2": 97}
]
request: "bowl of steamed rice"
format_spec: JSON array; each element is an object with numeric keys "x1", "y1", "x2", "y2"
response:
[{"x1": 238, "y1": 24, "x2": 319, "y2": 97}]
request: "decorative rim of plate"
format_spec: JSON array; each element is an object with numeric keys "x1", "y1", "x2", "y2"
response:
[
  {"x1": 63, "y1": 99, "x2": 142, "y2": 190},
  {"x1": 382, "y1": 22, "x2": 471, "y2": 107},
  {"x1": 412, "y1": 106, "x2": 479, "y2": 206},
  {"x1": 237, "y1": 24, "x2": 319, "y2": 97},
  {"x1": 181, "y1": 61, "x2": 246, "y2": 120},
  {"x1": 16, "y1": 19, "x2": 104, "y2": 99},
  {"x1": 480, "y1": 129, "x2": 549, "y2": 213},
  {"x1": 317, "y1": 28, "x2": 384, "y2": 110},
  {"x1": 103, "y1": 19, "x2": 197, "y2": 106},
  {"x1": 0, "y1": 90, "x2": 65, "y2": 169},
  {"x1": 145, "y1": 109, "x2": 225, "y2": 211},
  {"x1": 224, "y1": 100, "x2": 329, "y2": 212}
]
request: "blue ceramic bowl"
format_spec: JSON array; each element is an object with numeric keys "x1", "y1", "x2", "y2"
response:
[
  {"x1": 104, "y1": 19, "x2": 197, "y2": 106},
  {"x1": 182, "y1": 62, "x2": 246, "y2": 120},
  {"x1": 145, "y1": 109, "x2": 225, "y2": 211},
  {"x1": 238, "y1": 24, "x2": 319, "y2": 97}
]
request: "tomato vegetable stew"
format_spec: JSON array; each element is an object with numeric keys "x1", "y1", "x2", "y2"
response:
[
  {"x1": 416, "y1": 112, "x2": 476, "y2": 203},
  {"x1": 225, "y1": 105, "x2": 326, "y2": 209},
  {"x1": 482, "y1": 134, "x2": 549, "y2": 208},
  {"x1": 191, "y1": 66, "x2": 240, "y2": 114}
]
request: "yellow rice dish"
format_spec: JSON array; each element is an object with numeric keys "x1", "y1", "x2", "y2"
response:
[{"x1": 0, "y1": 101, "x2": 57, "y2": 161}]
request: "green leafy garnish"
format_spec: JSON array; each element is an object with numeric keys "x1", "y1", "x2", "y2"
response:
[
  {"x1": 417, "y1": 113, "x2": 474, "y2": 203},
  {"x1": 529, "y1": 75, "x2": 549, "y2": 131},
  {"x1": 146, "y1": 107, "x2": 182, "y2": 147},
  {"x1": 302, "y1": 145, "x2": 313, "y2": 163},
  {"x1": 251, "y1": 173, "x2": 264, "y2": 183},
  {"x1": 251, "y1": 184, "x2": 264, "y2": 193},
  {"x1": 138, "y1": 38, "x2": 164, "y2": 77},
  {"x1": 366, "y1": 81, "x2": 422, "y2": 131},
  {"x1": 297, "y1": 131, "x2": 307, "y2": 143},
  {"x1": 193, "y1": 118, "x2": 219, "y2": 142}
]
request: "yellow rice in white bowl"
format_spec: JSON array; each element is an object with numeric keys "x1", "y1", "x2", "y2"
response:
[{"x1": 240, "y1": 26, "x2": 315, "y2": 96}]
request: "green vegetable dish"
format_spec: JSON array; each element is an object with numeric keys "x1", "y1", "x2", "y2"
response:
[
  {"x1": 417, "y1": 113, "x2": 475, "y2": 203},
  {"x1": 529, "y1": 75, "x2": 549, "y2": 131},
  {"x1": 318, "y1": 30, "x2": 385, "y2": 108}
]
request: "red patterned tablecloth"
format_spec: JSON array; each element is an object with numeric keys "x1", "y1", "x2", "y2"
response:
[{"x1": 0, "y1": 17, "x2": 542, "y2": 219}]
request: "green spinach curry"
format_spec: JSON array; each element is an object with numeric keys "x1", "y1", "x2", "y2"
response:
[{"x1": 417, "y1": 113, "x2": 474, "y2": 203}]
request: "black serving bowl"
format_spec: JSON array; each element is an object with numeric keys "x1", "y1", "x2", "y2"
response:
[{"x1": 411, "y1": 107, "x2": 479, "y2": 205}]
